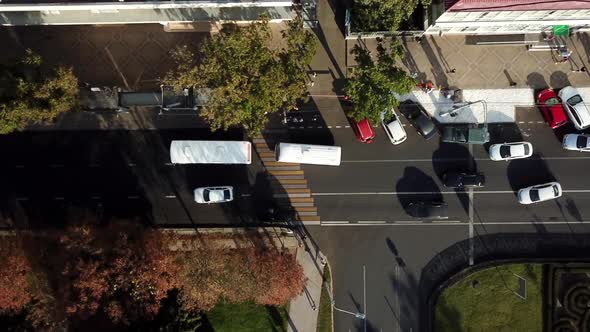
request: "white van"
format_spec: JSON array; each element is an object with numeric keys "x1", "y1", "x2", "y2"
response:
[
  {"x1": 275, "y1": 143, "x2": 341, "y2": 166},
  {"x1": 170, "y1": 140, "x2": 251, "y2": 164}
]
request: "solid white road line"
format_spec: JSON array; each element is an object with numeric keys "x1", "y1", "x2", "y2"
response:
[
  {"x1": 321, "y1": 220, "x2": 590, "y2": 226},
  {"x1": 341, "y1": 156, "x2": 590, "y2": 163},
  {"x1": 313, "y1": 190, "x2": 590, "y2": 196},
  {"x1": 363, "y1": 265, "x2": 367, "y2": 332}
]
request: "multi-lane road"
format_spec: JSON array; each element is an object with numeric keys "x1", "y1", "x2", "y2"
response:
[
  {"x1": 300, "y1": 105, "x2": 590, "y2": 332},
  {"x1": 2, "y1": 104, "x2": 590, "y2": 331},
  {"x1": 0, "y1": 129, "x2": 269, "y2": 227}
]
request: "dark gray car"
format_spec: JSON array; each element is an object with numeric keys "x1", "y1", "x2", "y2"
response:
[
  {"x1": 443, "y1": 172, "x2": 486, "y2": 188},
  {"x1": 407, "y1": 201, "x2": 449, "y2": 220},
  {"x1": 399, "y1": 101, "x2": 438, "y2": 139}
]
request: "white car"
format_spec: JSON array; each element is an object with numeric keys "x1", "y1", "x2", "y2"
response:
[
  {"x1": 517, "y1": 182, "x2": 562, "y2": 205},
  {"x1": 563, "y1": 133, "x2": 590, "y2": 152},
  {"x1": 194, "y1": 186, "x2": 234, "y2": 203},
  {"x1": 488, "y1": 142, "x2": 533, "y2": 161},
  {"x1": 381, "y1": 110, "x2": 407, "y2": 145},
  {"x1": 558, "y1": 86, "x2": 590, "y2": 130}
]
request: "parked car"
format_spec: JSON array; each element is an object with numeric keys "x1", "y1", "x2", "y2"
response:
[
  {"x1": 558, "y1": 86, "x2": 590, "y2": 130},
  {"x1": 517, "y1": 182, "x2": 562, "y2": 205},
  {"x1": 351, "y1": 118, "x2": 375, "y2": 144},
  {"x1": 381, "y1": 109, "x2": 407, "y2": 145},
  {"x1": 441, "y1": 124, "x2": 490, "y2": 145},
  {"x1": 407, "y1": 201, "x2": 448, "y2": 220},
  {"x1": 562, "y1": 133, "x2": 590, "y2": 152},
  {"x1": 488, "y1": 142, "x2": 533, "y2": 161},
  {"x1": 399, "y1": 101, "x2": 438, "y2": 139},
  {"x1": 443, "y1": 172, "x2": 486, "y2": 188},
  {"x1": 194, "y1": 186, "x2": 234, "y2": 203},
  {"x1": 537, "y1": 89, "x2": 568, "y2": 129}
]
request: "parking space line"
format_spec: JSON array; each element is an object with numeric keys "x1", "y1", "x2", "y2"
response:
[
  {"x1": 15, "y1": 165, "x2": 24, "y2": 168},
  {"x1": 164, "y1": 163, "x2": 173, "y2": 166},
  {"x1": 165, "y1": 195, "x2": 176, "y2": 198},
  {"x1": 89, "y1": 164, "x2": 100, "y2": 168},
  {"x1": 49, "y1": 164, "x2": 64, "y2": 168},
  {"x1": 54, "y1": 196, "x2": 65, "y2": 200},
  {"x1": 15, "y1": 197, "x2": 28, "y2": 201},
  {"x1": 127, "y1": 195, "x2": 140, "y2": 199}
]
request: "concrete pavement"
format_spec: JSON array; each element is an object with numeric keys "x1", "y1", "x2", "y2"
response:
[
  {"x1": 348, "y1": 33, "x2": 590, "y2": 90},
  {"x1": 287, "y1": 235, "x2": 327, "y2": 332}
]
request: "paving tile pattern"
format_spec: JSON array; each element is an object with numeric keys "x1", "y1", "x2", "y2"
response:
[
  {"x1": 348, "y1": 33, "x2": 590, "y2": 90},
  {"x1": 0, "y1": 25, "x2": 207, "y2": 90}
]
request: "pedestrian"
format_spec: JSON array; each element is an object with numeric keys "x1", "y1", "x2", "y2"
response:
[
  {"x1": 572, "y1": 66, "x2": 587, "y2": 73},
  {"x1": 447, "y1": 68, "x2": 456, "y2": 74}
]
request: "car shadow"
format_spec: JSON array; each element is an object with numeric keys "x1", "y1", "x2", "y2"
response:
[
  {"x1": 432, "y1": 143, "x2": 475, "y2": 215},
  {"x1": 506, "y1": 152, "x2": 556, "y2": 195},
  {"x1": 396, "y1": 166, "x2": 442, "y2": 216}
]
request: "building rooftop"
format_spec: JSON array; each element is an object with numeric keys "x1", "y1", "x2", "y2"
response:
[{"x1": 448, "y1": 0, "x2": 590, "y2": 12}]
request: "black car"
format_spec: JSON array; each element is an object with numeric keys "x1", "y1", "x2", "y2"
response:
[
  {"x1": 443, "y1": 172, "x2": 486, "y2": 188},
  {"x1": 407, "y1": 201, "x2": 449, "y2": 220},
  {"x1": 399, "y1": 101, "x2": 438, "y2": 139}
]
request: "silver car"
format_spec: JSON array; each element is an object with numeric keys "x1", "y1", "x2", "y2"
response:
[
  {"x1": 488, "y1": 142, "x2": 533, "y2": 161},
  {"x1": 517, "y1": 182, "x2": 562, "y2": 205},
  {"x1": 562, "y1": 133, "x2": 590, "y2": 152},
  {"x1": 194, "y1": 186, "x2": 234, "y2": 204},
  {"x1": 381, "y1": 109, "x2": 407, "y2": 145},
  {"x1": 558, "y1": 86, "x2": 590, "y2": 130}
]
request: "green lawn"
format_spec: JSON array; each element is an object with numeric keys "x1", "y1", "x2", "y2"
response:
[
  {"x1": 317, "y1": 264, "x2": 333, "y2": 332},
  {"x1": 206, "y1": 301, "x2": 288, "y2": 332},
  {"x1": 435, "y1": 263, "x2": 543, "y2": 332}
]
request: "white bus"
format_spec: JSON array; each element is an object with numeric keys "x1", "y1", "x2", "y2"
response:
[
  {"x1": 170, "y1": 140, "x2": 252, "y2": 164},
  {"x1": 275, "y1": 142, "x2": 341, "y2": 166}
]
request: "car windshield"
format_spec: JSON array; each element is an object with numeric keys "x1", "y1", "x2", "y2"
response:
[
  {"x1": 529, "y1": 189, "x2": 540, "y2": 202},
  {"x1": 553, "y1": 185, "x2": 559, "y2": 196},
  {"x1": 546, "y1": 97, "x2": 560, "y2": 106},
  {"x1": 577, "y1": 136, "x2": 588, "y2": 148},
  {"x1": 223, "y1": 189, "x2": 231, "y2": 200},
  {"x1": 570, "y1": 108, "x2": 582, "y2": 124},
  {"x1": 203, "y1": 189, "x2": 210, "y2": 201},
  {"x1": 568, "y1": 95, "x2": 583, "y2": 106},
  {"x1": 523, "y1": 144, "x2": 530, "y2": 155},
  {"x1": 499, "y1": 146, "x2": 512, "y2": 158}
]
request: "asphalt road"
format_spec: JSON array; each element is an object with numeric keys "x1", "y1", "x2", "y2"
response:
[
  {"x1": 0, "y1": 129, "x2": 270, "y2": 227},
  {"x1": 298, "y1": 106, "x2": 590, "y2": 331}
]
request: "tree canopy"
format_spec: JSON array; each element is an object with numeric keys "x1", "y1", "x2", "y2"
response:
[
  {"x1": 0, "y1": 49, "x2": 78, "y2": 134},
  {"x1": 165, "y1": 15, "x2": 317, "y2": 137},
  {"x1": 344, "y1": 39, "x2": 415, "y2": 124},
  {"x1": 0, "y1": 220, "x2": 304, "y2": 330},
  {"x1": 352, "y1": 0, "x2": 431, "y2": 32}
]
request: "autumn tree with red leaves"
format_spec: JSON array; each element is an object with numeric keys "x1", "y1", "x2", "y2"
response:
[
  {"x1": 178, "y1": 247, "x2": 304, "y2": 311},
  {"x1": 0, "y1": 236, "x2": 33, "y2": 313}
]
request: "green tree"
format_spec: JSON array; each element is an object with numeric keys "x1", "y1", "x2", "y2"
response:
[
  {"x1": 165, "y1": 15, "x2": 317, "y2": 137},
  {"x1": 352, "y1": 0, "x2": 431, "y2": 32},
  {"x1": 344, "y1": 39, "x2": 415, "y2": 124},
  {"x1": 0, "y1": 49, "x2": 78, "y2": 135}
]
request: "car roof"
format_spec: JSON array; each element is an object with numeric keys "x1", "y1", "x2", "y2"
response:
[{"x1": 354, "y1": 118, "x2": 375, "y2": 139}]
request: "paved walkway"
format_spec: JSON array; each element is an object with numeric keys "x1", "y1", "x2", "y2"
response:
[
  {"x1": 287, "y1": 233, "x2": 326, "y2": 332},
  {"x1": 348, "y1": 33, "x2": 590, "y2": 90}
]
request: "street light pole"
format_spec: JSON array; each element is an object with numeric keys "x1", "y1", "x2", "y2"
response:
[{"x1": 323, "y1": 280, "x2": 366, "y2": 320}]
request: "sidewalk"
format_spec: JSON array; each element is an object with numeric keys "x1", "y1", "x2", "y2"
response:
[
  {"x1": 348, "y1": 33, "x2": 590, "y2": 90},
  {"x1": 287, "y1": 235, "x2": 326, "y2": 332}
]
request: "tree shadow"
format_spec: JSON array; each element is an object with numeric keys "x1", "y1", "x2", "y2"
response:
[
  {"x1": 549, "y1": 71, "x2": 572, "y2": 90},
  {"x1": 266, "y1": 305, "x2": 287, "y2": 332},
  {"x1": 526, "y1": 72, "x2": 549, "y2": 91}
]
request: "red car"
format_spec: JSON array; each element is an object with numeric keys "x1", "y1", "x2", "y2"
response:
[
  {"x1": 538, "y1": 89, "x2": 568, "y2": 129},
  {"x1": 351, "y1": 118, "x2": 375, "y2": 143}
]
